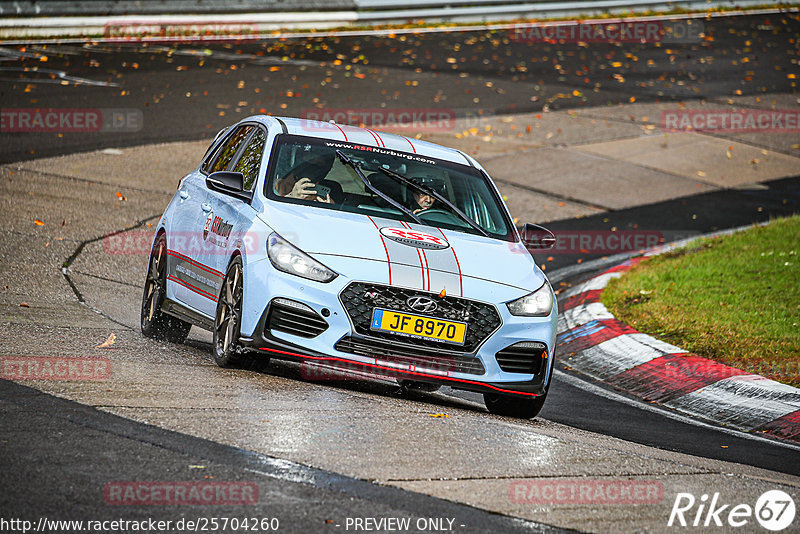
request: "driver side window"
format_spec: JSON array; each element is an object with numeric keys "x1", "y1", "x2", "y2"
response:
[
  {"x1": 231, "y1": 128, "x2": 266, "y2": 191},
  {"x1": 202, "y1": 125, "x2": 254, "y2": 174}
]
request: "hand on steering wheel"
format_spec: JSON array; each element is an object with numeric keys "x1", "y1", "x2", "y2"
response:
[
  {"x1": 287, "y1": 178, "x2": 318, "y2": 199},
  {"x1": 287, "y1": 178, "x2": 333, "y2": 203}
]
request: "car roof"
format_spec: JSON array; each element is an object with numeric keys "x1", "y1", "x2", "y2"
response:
[{"x1": 245, "y1": 115, "x2": 476, "y2": 167}]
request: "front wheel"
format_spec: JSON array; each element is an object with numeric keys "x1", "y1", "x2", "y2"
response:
[
  {"x1": 484, "y1": 391, "x2": 547, "y2": 419},
  {"x1": 213, "y1": 257, "x2": 245, "y2": 367},
  {"x1": 212, "y1": 257, "x2": 268, "y2": 371}
]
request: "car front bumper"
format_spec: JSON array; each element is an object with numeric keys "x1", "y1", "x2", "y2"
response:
[{"x1": 239, "y1": 259, "x2": 556, "y2": 398}]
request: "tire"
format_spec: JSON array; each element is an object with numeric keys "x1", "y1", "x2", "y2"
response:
[
  {"x1": 398, "y1": 379, "x2": 441, "y2": 393},
  {"x1": 213, "y1": 256, "x2": 246, "y2": 367},
  {"x1": 484, "y1": 390, "x2": 547, "y2": 419},
  {"x1": 212, "y1": 257, "x2": 269, "y2": 371},
  {"x1": 141, "y1": 233, "x2": 192, "y2": 344}
]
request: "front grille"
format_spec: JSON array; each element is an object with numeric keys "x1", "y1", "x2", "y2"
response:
[
  {"x1": 334, "y1": 336, "x2": 486, "y2": 375},
  {"x1": 495, "y1": 342, "x2": 547, "y2": 375},
  {"x1": 266, "y1": 301, "x2": 329, "y2": 338},
  {"x1": 339, "y1": 282, "x2": 501, "y2": 352}
]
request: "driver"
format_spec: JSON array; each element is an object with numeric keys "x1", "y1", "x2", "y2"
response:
[
  {"x1": 275, "y1": 151, "x2": 338, "y2": 203},
  {"x1": 411, "y1": 189, "x2": 435, "y2": 214},
  {"x1": 408, "y1": 175, "x2": 444, "y2": 214}
]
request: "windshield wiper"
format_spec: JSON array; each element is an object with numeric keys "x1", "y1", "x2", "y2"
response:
[
  {"x1": 335, "y1": 150, "x2": 422, "y2": 224},
  {"x1": 374, "y1": 166, "x2": 489, "y2": 237}
]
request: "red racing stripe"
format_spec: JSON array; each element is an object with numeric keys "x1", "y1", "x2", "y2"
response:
[
  {"x1": 437, "y1": 228, "x2": 462, "y2": 296},
  {"x1": 403, "y1": 136, "x2": 417, "y2": 153},
  {"x1": 166, "y1": 249, "x2": 223, "y2": 278},
  {"x1": 332, "y1": 122, "x2": 348, "y2": 141},
  {"x1": 364, "y1": 129, "x2": 381, "y2": 147},
  {"x1": 415, "y1": 248, "x2": 425, "y2": 289},
  {"x1": 369, "y1": 129, "x2": 385, "y2": 147},
  {"x1": 167, "y1": 274, "x2": 218, "y2": 301},
  {"x1": 606, "y1": 353, "x2": 749, "y2": 403},
  {"x1": 367, "y1": 215, "x2": 392, "y2": 284},
  {"x1": 420, "y1": 248, "x2": 431, "y2": 291},
  {"x1": 401, "y1": 221, "x2": 427, "y2": 290}
]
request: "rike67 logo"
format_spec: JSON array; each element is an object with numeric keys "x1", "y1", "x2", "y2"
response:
[{"x1": 668, "y1": 490, "x2": 795, "y2": 531}]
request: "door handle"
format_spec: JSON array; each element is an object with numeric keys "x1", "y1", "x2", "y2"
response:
[
  {"x1": 201, "y1": 202, "x2": 212, "y2": 212},
  {"x1": 179, "y1": 190, "x2": 189, "y2": 200}
]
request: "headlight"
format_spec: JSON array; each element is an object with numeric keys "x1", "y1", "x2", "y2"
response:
[
  {"x1": 506, "y1": 281, "x2": 553, "y2": 317},
  {"x1": 267, "y1": 233, "x2": 337, "y2": 283}
]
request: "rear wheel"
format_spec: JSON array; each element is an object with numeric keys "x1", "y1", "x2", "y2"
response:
[
  {"x1": 484, "y1": 391, "x2": 547, "y2": 419},
  {"x1": 141, "y1": 233, "x2": 191, "y2": 344}
]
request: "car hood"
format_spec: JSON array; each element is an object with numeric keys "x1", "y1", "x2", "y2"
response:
[{"x1": 258, "y1": 203, "x2": 545, "y2": 293}]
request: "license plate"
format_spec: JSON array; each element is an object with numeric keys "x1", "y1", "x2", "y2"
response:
[{"x1": 370, "y1": 308, "x2": 467, "y2": 345}]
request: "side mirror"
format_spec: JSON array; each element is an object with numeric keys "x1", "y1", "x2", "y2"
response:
[
  {"x1": 517, "y1": 223, "x2": 556, "y2": 250},
  {"x1": 206, "y1": 171, "x2": 253, "y2": 202}
]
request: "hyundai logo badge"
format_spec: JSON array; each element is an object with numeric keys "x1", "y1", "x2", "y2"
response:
[{"x1": 406, "y1": 296, "x2": 438, "y2": 313}]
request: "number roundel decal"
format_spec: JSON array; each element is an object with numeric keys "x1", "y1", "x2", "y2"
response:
[{"x1": 379, "y1": 227, "x2": 450, "y2": 250}]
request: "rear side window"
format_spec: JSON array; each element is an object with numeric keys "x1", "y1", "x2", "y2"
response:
[
  {"x1": 203, "y1": 125, "x2": 254, "y2": 174},
  {"x1": 231, "y1": 128, "x2": 267, "y2": 191}
]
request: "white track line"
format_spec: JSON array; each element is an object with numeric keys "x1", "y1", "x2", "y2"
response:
[
  {"x1": 557, "y1": 302, "x2": 613, "y2": 333},
  {"x1": 566, "y1": 333, "x2": 685, "y2": 380},
  {"x1": 665, "y1": 375, "x2": 800, "y2": 431}
]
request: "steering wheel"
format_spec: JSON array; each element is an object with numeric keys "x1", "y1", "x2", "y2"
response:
[
  {"x1": 416, "y1": 208, "x2": 451, "y2": 217},
  {"x1": 416, "y1": 208, "x2": 468, "y2": 227}
]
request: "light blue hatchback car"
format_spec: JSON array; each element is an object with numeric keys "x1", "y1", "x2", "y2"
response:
[{"x1": 141, "y1": 116, "x2": 557, "y2": 418}]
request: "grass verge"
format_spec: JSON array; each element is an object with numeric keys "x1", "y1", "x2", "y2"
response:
[{"x1": 602, "y1": 215, "x2": 800, "y2": 387}]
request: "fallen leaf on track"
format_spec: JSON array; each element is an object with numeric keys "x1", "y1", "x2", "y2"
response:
[{"x1": 96, "y1": 333, "x2": 116, "y2": 349}]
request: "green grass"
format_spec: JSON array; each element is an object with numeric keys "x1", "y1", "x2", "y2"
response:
[{"x1": 602, "y1": 215, "x2": 800, "y2": 387}]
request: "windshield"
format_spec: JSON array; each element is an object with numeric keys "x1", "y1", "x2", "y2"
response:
[{"x1": 264, "y1": 134, "x2": 514, "y2": 241}]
